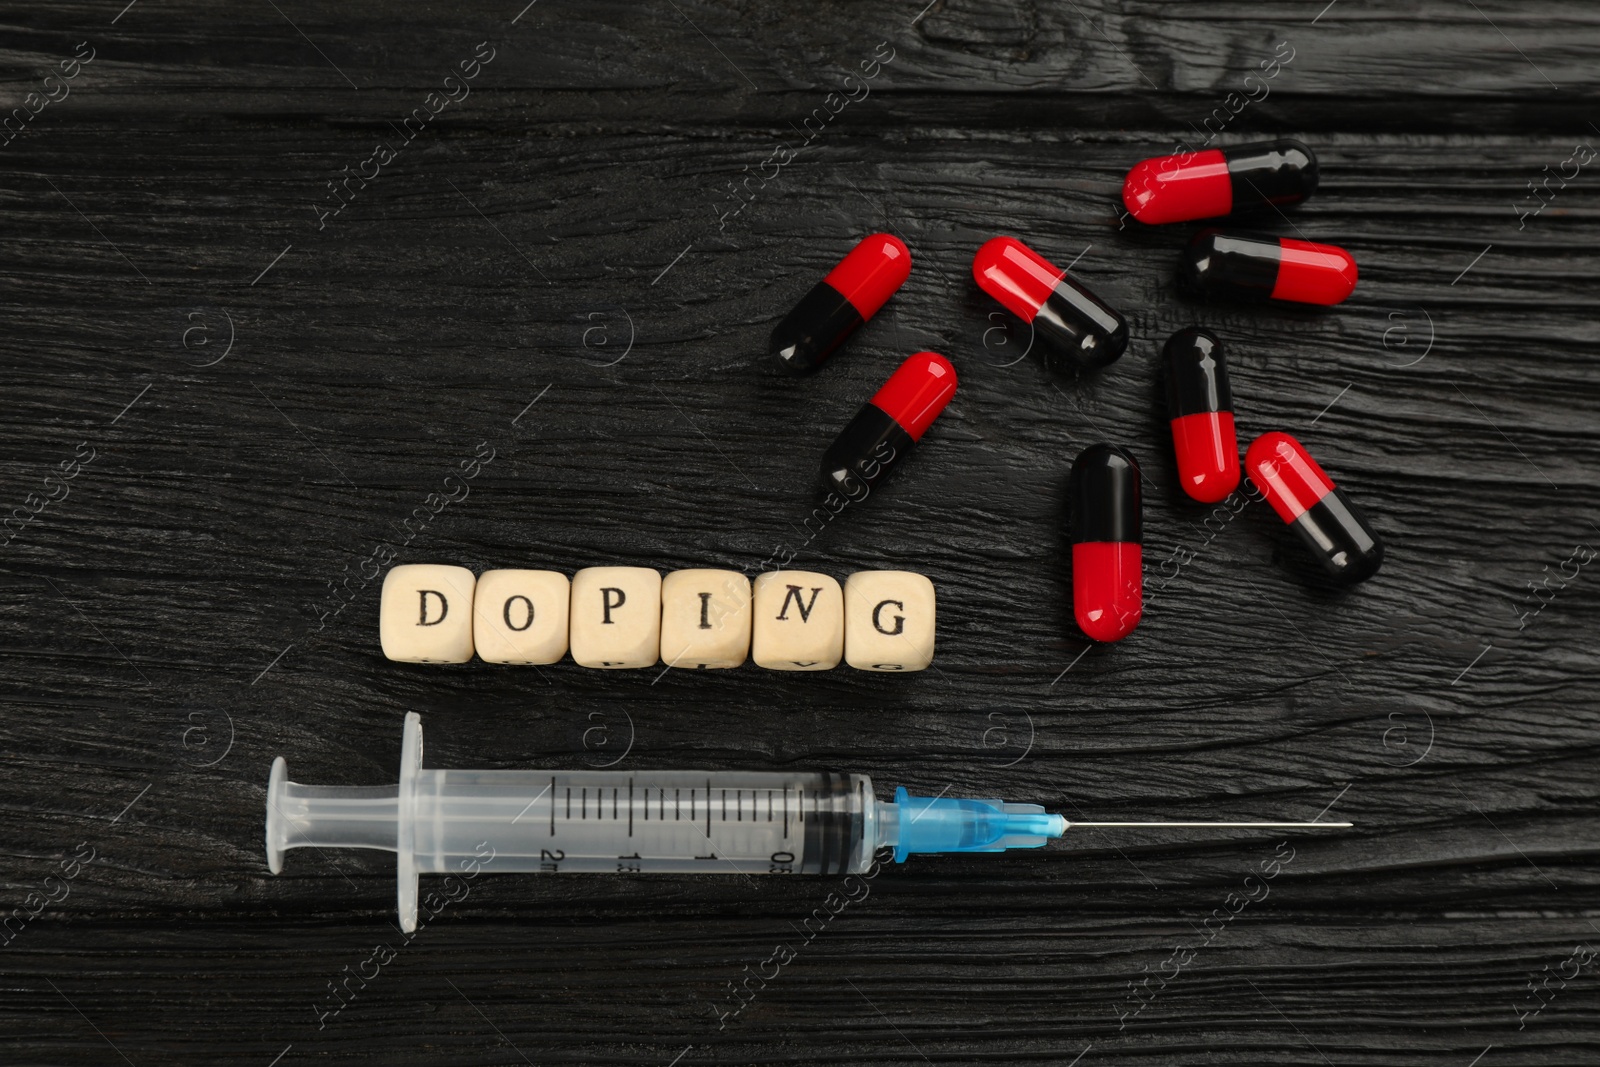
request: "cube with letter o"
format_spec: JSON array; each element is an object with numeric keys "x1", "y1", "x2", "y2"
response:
[{"x1": 473, "y1": 569, "x2": 570, "y2": 665}]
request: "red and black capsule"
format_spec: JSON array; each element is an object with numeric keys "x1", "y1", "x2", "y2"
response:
[
  {"x1": 1245, "y1": 432, "x2": 1383, "y2": 585},
  {"x1": 972, "y1": 236, "x2": 1128, "y2": 371},
  {"x1": 1068, "y1": 444, "x2": 1142, "y2": 642},
  {"x1": 1123, "y1": 139, "x2": 1319, "y2": 225},
  {"x1": 1180, "y1": 229, "x2": 1357, "y2": 306},
  {"x1": 770, "y1": 233, "x2": 912, "y2": 374},
  {"x1": 819, "y1": 351, "x2": 957, "y2": 499},
  {"x1": 1164, "y1": 327, "x2": 1240, "y2": 504}
]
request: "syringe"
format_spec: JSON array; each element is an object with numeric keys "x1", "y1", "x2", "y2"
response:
[{"x1": 266, "y1": 714, "x2": 1351, "y2": 931}]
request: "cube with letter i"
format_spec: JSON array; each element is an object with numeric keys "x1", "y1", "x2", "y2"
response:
[{"x1": 660, "y1": 569, "x2": 751, "y2": 669}]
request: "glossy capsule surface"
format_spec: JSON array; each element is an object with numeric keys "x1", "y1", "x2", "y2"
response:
[
  {"x1": 770, "y1": 233, "x2": 912, "y2": 374},
  {"x1": 1180, "y1": 229, "x2": 1357, "y2": 306},
  {"x1": 1068, "y1": 444, "x2": 1142, "y2": 642},
  {"x1": 818, "y1": 351, "x2": 957, "y2": 499},
  {"x1": 1163, "y1": 327, "x2": 1240, "y2": 504},
  {"x1": 1245, "y1": 432, "x2": 1382, "y2": 585},
  {"x1": 1123, "y1": 139, "x2": 1319, "y2": 225},
  {"x1": 972, "y1": 236, "x2": 1128, "y2": 370}
]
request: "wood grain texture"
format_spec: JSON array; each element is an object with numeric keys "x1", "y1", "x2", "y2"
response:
[{"x1": 1, "y1": 0, "x2": 1597, "y2": 1063}]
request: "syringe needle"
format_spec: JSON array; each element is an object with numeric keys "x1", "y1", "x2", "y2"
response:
[{"x1": 1064, "y1": 821, "x2": 1352, "y2": 829}]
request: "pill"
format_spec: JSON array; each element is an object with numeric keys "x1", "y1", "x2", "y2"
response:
[
  {"x1": 1122, "y1": 139, "x2": 1319, "y2": 225},
  {"x1": 1163, "y1": 327, "x2": 1240, "y2": 504},
  {"x1": 1068, "y1": 443, "x2": 1142, "y2": 642},
  {"x1": 972, "y1": 236, "x2": 1128, "y2": 370},
  {"x1": 1180, "y1": 229, "x2": 1357, "y2": 306},
  {"x1": 819, "y1": 351, "x2": 957, "y2": 500},
  {"x1": 1245, "y1": 431, "x2": 1383, "y2": 585},
  {"x1": 770, "y1": 233, "x2": 912, "y2": 374}
]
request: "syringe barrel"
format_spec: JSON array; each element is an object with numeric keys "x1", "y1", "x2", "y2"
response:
[
  {"x1": 271, "y1": 765, "x2": 878, "y2": 876},
  {"x1": 412, "y1": 768, "x2": 875, "y2": 876}
]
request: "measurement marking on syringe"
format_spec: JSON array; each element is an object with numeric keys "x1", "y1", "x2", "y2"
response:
[
  {"x1": 675, "y1": 788, "x2": 681, "y2": 821},
  {"x1": 706, "y1": 779, "x2": 712, "y2": 838},
  {"x1": 783, "y1": 786, "x2": 790, "y2": 836},
  {"x1": 629, "y1": 779, "x2": 635, "y2": 837},
  {"x1": 550, "y1": 776, "x2": 556, "y2": 836}
]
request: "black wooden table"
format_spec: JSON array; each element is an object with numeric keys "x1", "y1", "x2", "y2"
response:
[{"x1": 2, "y1": 2, "x2": 1597, "y2": 1064}]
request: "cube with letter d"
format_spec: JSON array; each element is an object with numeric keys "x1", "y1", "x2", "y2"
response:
[{"x1": 379, "y1": 564, "x2": 477, "y2": 663}]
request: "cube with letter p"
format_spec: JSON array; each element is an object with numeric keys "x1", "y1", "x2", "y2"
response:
[{"x1": 569, "y1": 566, "x2": 662, "y2": 668}]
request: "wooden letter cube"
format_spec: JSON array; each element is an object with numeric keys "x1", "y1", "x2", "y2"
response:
[
  {"x1": 379, "y1": 564, "x2": 476, "y2": 663},
  {"x1": 751, "y1": 570, "x2": 843, "y2": 671},
  {"x1": 660, "y1": 569, "x2": 751, "y2": 669},
  {"x1": 844, "y1": 571, "x2": 936, "y2": 672},
  {"x1": 473, "y1": 569, "x2": 570, "y2": 665},
  {"x1": 569, "y1": 566, "x2": 662, "y2": 669}
]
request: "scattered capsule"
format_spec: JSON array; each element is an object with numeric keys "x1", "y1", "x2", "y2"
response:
[
  {"x1": 1245, "y1": 432, "x2": 1383, "y2": 585},
  {"x1": 1068, "y1": 443, "x2": 1142, "y2": 642},
  {"x1": 818, "y1": 351, "x2": 957, "y2": 499},
  {"x1": 972, "y1": 236, "x2": 1128, "y2": 370},
  {"x1": 1163, "y1": 327, "x2": 1240, "y2": 504},
  {"x1": 770, "y1": 233, "x2": 912, "y2": 374},
  {"x1": 1123, "y1": 139, "x2": 1319, "y2": 225},
  {"x1": 1180, "y1": 229, "x2": 1357, "y2": 306}
]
